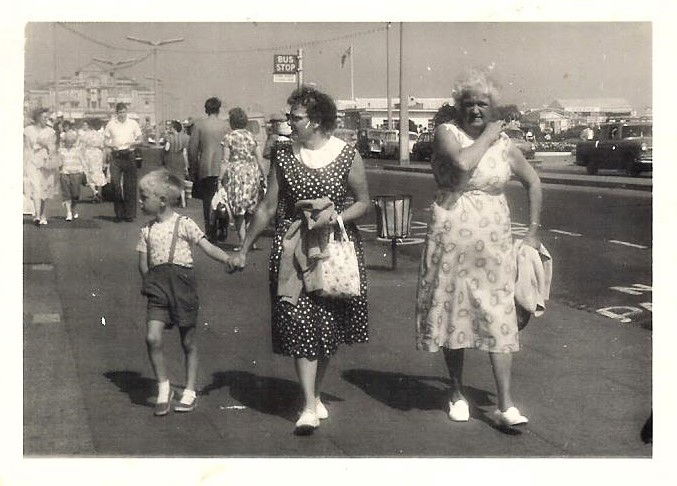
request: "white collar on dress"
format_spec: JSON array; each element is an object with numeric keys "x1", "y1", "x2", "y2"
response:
[{"x1": 298, "y1": 136, "x2": 346, "y2": 169}]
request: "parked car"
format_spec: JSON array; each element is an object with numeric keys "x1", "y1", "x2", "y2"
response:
[
  {"x1": 504, "y1": 128, "x2": 536, "y2": 160},
  {"x1": 411, "y1": 131, "x2": 433, "y2": 161},
  {"x1": 361, "y1": 129, "x2": 417, "y2": 159},
  {"x1": 575, "y1": 121, "x2": 652, "y2": 176},
  {"x1": 334, "y1": 127, "x2": 358, "y2": 148}
]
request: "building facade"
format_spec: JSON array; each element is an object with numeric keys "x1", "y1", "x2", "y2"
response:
[
  {"x1": 336, "y1": 97, "x2": 451, "y2": 130},
  {"x1": 25, "y1": 63, "x2": 156, "y2": 124}
]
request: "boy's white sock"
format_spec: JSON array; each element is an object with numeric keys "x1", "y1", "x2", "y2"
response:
[
  {"x1": 180, "y1": 388, "x2": 196, "y2": 404},
  {"x1": 157, "y1": 380, "x2": 170, "y2": 402}
]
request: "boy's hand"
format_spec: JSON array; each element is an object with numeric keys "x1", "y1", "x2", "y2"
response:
[{"x1": 229, "y1": 252, "x2": 246, "y2": 273}]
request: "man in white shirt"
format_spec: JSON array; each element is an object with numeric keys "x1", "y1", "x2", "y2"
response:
[{"x1": 104, "y1": 103, "x2": 142, "y2": 221}]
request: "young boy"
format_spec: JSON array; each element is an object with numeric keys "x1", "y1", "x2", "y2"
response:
[
  {"x1": 136, "y1": 169, "x2": 233, "y2": 416},
  {"x1": 59, "y1": 130, "x2": 85, "y2": 221}
]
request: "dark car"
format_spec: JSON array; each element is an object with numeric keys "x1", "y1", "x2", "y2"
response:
[
  {"x1": 504, "y1": 128, "x2": 536, "y2": 160},
  {"x1": 575, "y1": 122, "x2": 652, "y2": 176},
  {"x1": 411, "y1": 131, "x2": 433, "y2": 161}
]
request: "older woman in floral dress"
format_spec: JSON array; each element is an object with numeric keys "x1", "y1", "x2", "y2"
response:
[{"x1": 415, "y1": 70, "x2": 542, "y2": 426}]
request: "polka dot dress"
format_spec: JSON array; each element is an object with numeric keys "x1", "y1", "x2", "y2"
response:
[
  {"x1": 415, "y1": 123, "x2": 519, "y2": 353},
  {"x1": 268, "y1": 141, "x2": 369, "y2": 359}
]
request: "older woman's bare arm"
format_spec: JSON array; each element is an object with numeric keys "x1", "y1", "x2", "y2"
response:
[
  {"x1": 509, "y1": 144, "x2": 543, "y2": 248},
  {"x1": 434, "y1": 121, "x2": 505, "y2": 172},
  {"x1": 337, "y1": 151, "x2": 370, "y2": 224}
]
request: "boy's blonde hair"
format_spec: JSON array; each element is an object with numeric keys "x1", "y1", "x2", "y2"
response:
[{"x1": 139, "y1": 169, "x2": 184, "y2": 207}]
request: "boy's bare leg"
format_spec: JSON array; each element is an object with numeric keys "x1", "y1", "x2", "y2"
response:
[
  {"x1": 179, "y1": 326, "x2": 198, "y2": 392},
  {"x1": 146, "y1": 320, "x2": 169, "y2": 391}
]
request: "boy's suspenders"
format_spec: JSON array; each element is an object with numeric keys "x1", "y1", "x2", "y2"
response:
[
  {"x1": 147, "y1": 216, "x2": 183, "y2": 268},
  {"x1": 167, "y1": 216, "x2": 182, "y2": 265}
]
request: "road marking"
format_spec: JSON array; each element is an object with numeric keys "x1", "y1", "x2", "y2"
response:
[
  {"x1": 610, "y1": 283, "x2": 651, "y2": 296},
  {"x1": 549, "y1": 229, "x2": 582, "y2": 237},
  {"x1": 608, "y1": 240, "x2": 648, "y2": 249},
  {"x1": 32, "y1": 313, "x2": 61, "y2": 324},
  {"x1": 28, "y1": 264, "x2": 54, "y2": 271}
]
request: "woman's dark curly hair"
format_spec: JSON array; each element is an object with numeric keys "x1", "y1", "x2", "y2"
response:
[
  {"x1": 228, "y1": 107, "x2": 249, "y2": 130},
  {"x1": 287, "y1": 85, "x2": 337, "y2": 134}
]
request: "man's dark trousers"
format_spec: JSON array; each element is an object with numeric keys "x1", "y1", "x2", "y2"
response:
[{"x1": 110, "y1": 150, "x2": 138, "y2": 220}]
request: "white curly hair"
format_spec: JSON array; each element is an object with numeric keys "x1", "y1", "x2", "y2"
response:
[{"x1": 451, "y1": 69, "x2": 501, "y2": 109}]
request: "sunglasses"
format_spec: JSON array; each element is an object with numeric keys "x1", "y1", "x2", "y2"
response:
[{"x1": 286, "y1": 113, "x2": 307, "y2": 122}]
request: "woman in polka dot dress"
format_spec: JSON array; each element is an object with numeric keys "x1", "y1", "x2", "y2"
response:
[
  {"x1": 415, "y1": 70, "x2": 542, "y2": 427},
  {"x1": 231, "y1": 86, "x2": 370, "y2": 434}
]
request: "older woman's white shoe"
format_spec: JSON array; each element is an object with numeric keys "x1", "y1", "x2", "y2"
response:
[
  {"x1": 448, "y1": 399, "x2": 470, "y2": 422},
  {"x1": 492, "y1": 406, "x2": 528, "y2": 426}
]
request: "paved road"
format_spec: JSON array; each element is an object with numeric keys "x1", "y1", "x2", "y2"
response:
[
  {"x1": 364, "y1": 166, "x2": 652, "y2": 329},
  {"x1": 21, "y1": 154, "x2": 651, "y2": 458}
]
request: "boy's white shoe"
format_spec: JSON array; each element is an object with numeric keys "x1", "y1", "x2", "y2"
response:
[
  {"x1": 448, "y1": 399, "x2": 470, "y2": 422},
  {"x1": 66, "y1": 214, "x2": 73, "y2": 222}
]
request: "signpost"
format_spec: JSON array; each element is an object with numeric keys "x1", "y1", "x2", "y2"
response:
[{"x1": 273, "y1": 54, "x2": 298, "y2": 83}]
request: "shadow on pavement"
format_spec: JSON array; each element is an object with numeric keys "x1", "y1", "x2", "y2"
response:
[
  {"x1": 343, "y1": 368, "x2": 522, "y2": 435},
  {"x1": 201, "y1": 370, "x2": 342, "y2": 423},
  {"x1": 103, "y1": 370, "x2": 155, "y2": 408}
]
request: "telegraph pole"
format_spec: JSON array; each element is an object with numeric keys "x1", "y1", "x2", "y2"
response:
[
  {"x1": 349, "y1": 45, "x2": 354, "y2": 101},
  {"x1": 386, "y1": 22, "x2": 392, "y2": 130},
  {"x1": 398, "y1": 22, "x2": 410, "y2": 166},
  {"x1": 297, "y1": 48, "x2": 304, "y2": 89},
  {"x1": 52, "y1": 22, "x2": 59, "y2": 112}
]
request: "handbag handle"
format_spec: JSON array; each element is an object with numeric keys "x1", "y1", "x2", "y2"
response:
[{"x1": 336, "y1": 214, "x2": 350, "y2": 242}]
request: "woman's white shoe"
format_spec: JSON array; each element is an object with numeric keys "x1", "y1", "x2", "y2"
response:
[
  {"x1": 448, "y1": 399, "x2": 470, "y2": 422},
  {"x1": 315, "y1": 398, "x2": 328, "y2": 420},
  {"x1": 295, "y1": 409, "x2": 320, "y2": 433},
  {"x1": 492, "y1": 406, "x2": 528, "y2": 426}
]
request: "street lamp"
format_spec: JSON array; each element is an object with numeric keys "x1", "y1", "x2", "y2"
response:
[{"x1": 125, "y1": 35, "x2": 184, "y2": 132}]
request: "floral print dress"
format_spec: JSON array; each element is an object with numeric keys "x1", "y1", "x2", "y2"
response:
[
  {"x1": 222, "y1": 129, "x2": 262, "y2": 216},
  {"x1": 415, "y1": 122, "x2": 519, "y2": 353}
]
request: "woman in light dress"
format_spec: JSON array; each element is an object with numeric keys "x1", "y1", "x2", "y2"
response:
[
  {"x1": 24, "y1": 108, "x2": 59, "y2": 225},
  {"x1": 79, "y1": 120, "x2": 107, "y2": 202},
  {"x1": 415, "y1": 70, "x2": 542, "y2": 426}
]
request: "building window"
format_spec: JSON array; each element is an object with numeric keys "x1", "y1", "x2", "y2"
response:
[
  {"x1": 70, "y1": 101, "x2": 79, "y2": 108},
  {"x1": 145, "y1": 100, "x2": 149, "y2": 106}
]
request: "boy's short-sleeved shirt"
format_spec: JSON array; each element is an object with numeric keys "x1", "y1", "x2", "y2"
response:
[
  {"x1": 59, "y1": 147, "x2": 84, "y2": 174},
  {"x1": 136, "y1": 213, "x2": 205, "y2": 268}
]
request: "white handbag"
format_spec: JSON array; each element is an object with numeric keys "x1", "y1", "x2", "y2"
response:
[{"x1": 316, "y1": 216, "x2": 361, "y2": 299}]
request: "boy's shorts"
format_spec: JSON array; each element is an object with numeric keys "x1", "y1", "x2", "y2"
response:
[
  {"x1": 141, "y1": 263, "x2": 199, "y2": 328},
  {"x1": 60, "y1": 173, "x2": 84, "y2": 200}
]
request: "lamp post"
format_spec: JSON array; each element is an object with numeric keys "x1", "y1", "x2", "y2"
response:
[
  {"x1": 398, "y1": 22, "x2": 410, "y2": 166},
  {"x1": 125, "y1": 35, "x2": 184, "y2": 134}
]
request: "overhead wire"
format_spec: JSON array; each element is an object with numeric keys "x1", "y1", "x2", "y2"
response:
[{"x1": 56, "y1": 22, "x2": 387, "y2": 55}]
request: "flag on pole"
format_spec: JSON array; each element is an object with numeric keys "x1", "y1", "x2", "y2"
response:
[{"x1": 340, "y1": 46, "x2": 352, "y2": 68}]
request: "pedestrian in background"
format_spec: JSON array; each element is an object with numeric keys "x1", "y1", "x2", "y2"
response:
[
  {"x1": 24, "y1": 107, "x2": 59, "y2": 225},
  {"x1": 230, "y1": 85, "x2": 371, "y2": 434},
  {"x1": 104, "y1": 102, "x2": 143, "y2": 222},
  {"x1": 137, "y1": 169, "x2": 235, "y2": 416},
  {"x1": 79, "y1": 120, "x2": 107, "y2": 202},
  {"x1": 188, "y1": 97, "x2": 229, "y2": 241},
  {"x1": 415, "y1": 69, "x2": 542, "y2": 426},
  {"x1": 58, "y1": 130, "x2": 86, "y2": 222},
  {"x1": 162, "y1": 120, "x2": 190, "y2": 208},
  {"x1": 220, "y1": 107, "x2": 264, "y2": 249}
]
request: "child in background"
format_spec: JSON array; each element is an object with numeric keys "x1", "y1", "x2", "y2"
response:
[
  {"x1": 58, "y1": 130, "x2": 85, "y2": 221},
  {"x1": 137, "y1": 169, "x2": 234, "y2": 416}
]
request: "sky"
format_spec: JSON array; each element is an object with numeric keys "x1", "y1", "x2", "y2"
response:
[{"x1": 24, "y1": 21, "x2": 652, "y2": 120}]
